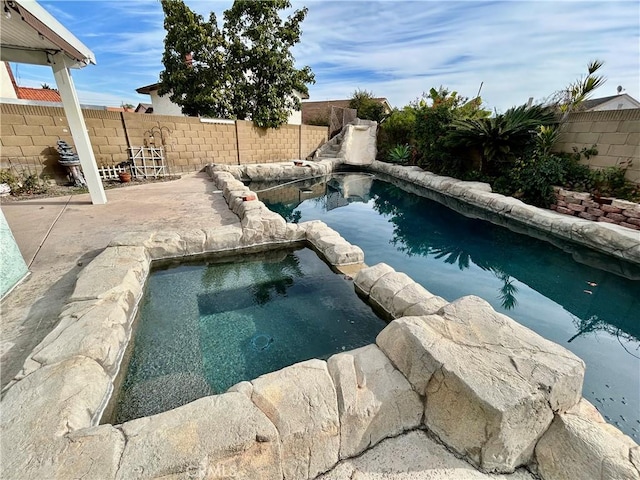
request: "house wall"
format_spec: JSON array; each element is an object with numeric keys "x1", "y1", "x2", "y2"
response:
[
  {"x1": 1, "y1": 63, "x2": 17, "y2": 99},
  {"x1": 588, "y1": 96, "x2": 639, "y2": 111},
  {"x1": 555, "y1": 109, "x2": 640, "y2": 184},
  {"x1": 0, "y1": 103, "x2": 328, "y2": 181},
  {"x1": 150, "y1": 91, "x2": 184, "y2": 116}
]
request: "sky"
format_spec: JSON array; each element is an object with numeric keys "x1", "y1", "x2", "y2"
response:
[{"x1": 9, "y1": 0, "x2": 640, "y2": 113}]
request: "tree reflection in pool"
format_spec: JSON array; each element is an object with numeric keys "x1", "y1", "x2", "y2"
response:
[{"x1": 256, "y1": 172, "x2": 640, "y2": 439}]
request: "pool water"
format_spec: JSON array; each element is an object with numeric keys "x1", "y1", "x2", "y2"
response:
[
  {"x1": 110, "y1": 247, "x2": 385, "y2": 424},
  {"x1": 258, "y1": 173, "x2": 640, "y2": 438}
]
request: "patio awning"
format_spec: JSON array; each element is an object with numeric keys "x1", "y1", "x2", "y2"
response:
[
  {"x1": 0, "y1": 0, "x2": 106, "y2": 204},
  {"x1": 1, "y1": 0, "x2": 95, "y2": 68}
]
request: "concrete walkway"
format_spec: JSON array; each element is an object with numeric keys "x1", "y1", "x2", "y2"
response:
[{"x1": 0, "y1": 172, "x2": 239, "y2": 389}]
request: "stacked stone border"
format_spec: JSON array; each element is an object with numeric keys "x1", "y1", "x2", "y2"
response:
[
  {"x1": 551, "y1": 187, "x2": 640, "y2": 231},
  {"x1": 1, "y1": 159, "x2": 639, "y2": 479},
  {"x1": 210, "y1": 160, "x2": 640, "y2": 265}
]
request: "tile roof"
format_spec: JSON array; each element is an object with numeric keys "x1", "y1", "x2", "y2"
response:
[{"x1": 16, "y1": 86, "x2": 61, "y2": 102}]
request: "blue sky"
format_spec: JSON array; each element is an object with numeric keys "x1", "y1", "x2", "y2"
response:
[{"x1": 10, "y1": 0, "x2": 640, "y2": 112}]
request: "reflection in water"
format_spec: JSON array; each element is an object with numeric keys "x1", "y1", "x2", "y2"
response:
[{"x1": 257, "y1": 173, "x2": 640, "y2": 437}]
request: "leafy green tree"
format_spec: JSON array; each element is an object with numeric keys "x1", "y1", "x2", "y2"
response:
[
  {"x1": 159, "y1": 0, "x2": 314, "y2": 128},
  {"x1": 348, "y1": 89, "x2": 386, "y2": 122},
  {"x1": 412, "y1": 87, "x2": 490, "y2": 175},
  {"x1": 159, "y1": 0, "x2": 230, "y2": 118},
  {"x1": 223, "y1": 0, "x2": 315, "y2": 128}
]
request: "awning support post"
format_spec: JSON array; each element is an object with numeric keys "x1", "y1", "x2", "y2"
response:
[{"x1": 51, "y1": 53, "x2": 107, "y2": 205}]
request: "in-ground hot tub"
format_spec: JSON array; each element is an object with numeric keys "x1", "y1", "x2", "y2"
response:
[{"x1": 106, "y1": 246, "x2": 385, "y2": 423}]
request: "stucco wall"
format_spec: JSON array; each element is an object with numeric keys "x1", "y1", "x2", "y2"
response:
[
  {"x1": 0, "y1": 64, "x2": 17, "y2": 99},
  {"x1": 555, "y1": 109, "x2": 640, "y2": 184},
  {"x1": 0, "y1": 103, "x2": 328, "y2": 180},
  {"x1": 149, "y1": 91, "x2": 185, "y2": 116}
]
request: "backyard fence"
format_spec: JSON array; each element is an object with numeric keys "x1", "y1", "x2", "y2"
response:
[
  {"x1": 329, "y1": 106, "x2": 357, "y2": 139},
  {"x1": 97, "y1": 165, "x2": 127, "y2": 180}
]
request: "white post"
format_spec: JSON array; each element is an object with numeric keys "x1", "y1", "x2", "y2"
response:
[{"x1": 51, "y1": 53, "x2": 107, "y2": 205}]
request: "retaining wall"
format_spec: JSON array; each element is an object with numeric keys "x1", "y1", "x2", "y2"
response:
[
  {"x1": 551, "y1": 187, "x2": 640, "y2": 230},
  {"x1": 555, "y1": 109, "x2": 640, "y2": 184},
  {"x1": 0, "y1": 103, "x2": 327, "y2": 180}
]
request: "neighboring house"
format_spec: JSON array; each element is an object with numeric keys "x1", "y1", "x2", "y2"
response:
[
  {"x1": 135, "y1": 81, "x2": 308, "y2": 125},
  {"x1": 135, "y1": 103, "x2": 154, "y2": 114},
  {"x1": 1, "y1": 61, "x2": 61, "y2": 101},
  {"x1": 582, "y1": 93, "x2": 640, "y2": 111},
  {"x1": 301, "y1": 98, "x2": 392, "y2": 125}
]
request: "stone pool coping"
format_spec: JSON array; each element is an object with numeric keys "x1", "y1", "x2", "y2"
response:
[
  {"x1": 209, "y1": 159, "x2": 640, "y2": 265},
  {"x1": 1, "y1": 159, "x2": 638, "y2": 479}
]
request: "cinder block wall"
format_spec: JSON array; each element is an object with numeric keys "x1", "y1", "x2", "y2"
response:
[
  {"x1": 555, "y1": 109, "x2": 640, "y2": 184},
  {"x1": 301, "y1": 124, "x2": 328, "y2": 160},
  {"x1": 236, "y1": 120, "x2": 299, "y2": 163},
  {"x1": 0, "y1": 103, "x2": 329, "y2": 180}
]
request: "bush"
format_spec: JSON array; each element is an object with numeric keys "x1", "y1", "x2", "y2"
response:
[
  {"x1": 388, "y1": 144, "x2": 411, "y2": 164},
  {"x1": 349, "y1": 89, "x2": 386, "y2": 122},
  {"x1": 377, "y1": 107, "x2": 416, "y2": 159},
  {"x1": 494, "y1": 154, "x2": 567, "y2": 207},
  {"x1": 0, "y1": 168, "x2": 48, "y2": 196}
]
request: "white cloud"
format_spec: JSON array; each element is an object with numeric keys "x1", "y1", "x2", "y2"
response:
[{"x1": 10, "y1": 0, "x2": 639, "y2": 111}]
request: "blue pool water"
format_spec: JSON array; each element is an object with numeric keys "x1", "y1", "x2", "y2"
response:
[
  {"x1": 257, "y1": 173, "x2": 640, "y2": 438},
  {"x1": 111, "y1": 247, "x2": 384, "y2": 423}
]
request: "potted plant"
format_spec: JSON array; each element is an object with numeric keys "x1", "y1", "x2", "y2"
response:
[{"x1": 117, "y1": 161, "x2": 132, "y2": 183}]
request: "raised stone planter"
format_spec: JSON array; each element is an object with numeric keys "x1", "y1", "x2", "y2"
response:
[{"x1": 552, "y1": 187, "x2": 640, "y2": 231}]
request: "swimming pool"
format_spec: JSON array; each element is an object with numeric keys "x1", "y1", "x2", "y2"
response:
[
  {"x1": 258, "y1": 173, "x2": 640, "y2": 439},
  {"x1": 110, "y1": 247, "x2": 385, "y2": 424}
]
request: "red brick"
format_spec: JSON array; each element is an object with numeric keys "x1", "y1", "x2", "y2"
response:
[
  {"x1": 568, "y1": 203, "x2": 586, "y2": 213},
  {"x1": 606, "y1": 212, "x2": 626, "y2": 222},
  {"x1": 620, "y1": 222, "x2": 640, "y2": 231},
  {"x1": 581, "y1": 200, "x2": 599, "y2": 208},
  {"x1": 597, "y1": 216, "x2": 617, "y2": 224},
  {"x1": 578, "y1": 212, "x2": 597, "y2": 221},
  {"x1": 556, "y1": 206, "x2": 574, "y2": 215},
  {"x1": 586, "y1": 207, "x2": 604, "y2": 217},
  {"x1": 601, "y1": 204, "x2": 622, "y2": 214}
]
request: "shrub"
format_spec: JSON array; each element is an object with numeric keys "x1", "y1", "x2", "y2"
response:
[
  {"x1": 0, "y1": 168, "x2": 48, "y2": 196},
  {"x1": 495, "y1": 154, "x2": 568, "y2": 208},
  {"x1": 412, "y1": 87, "x2": 490, "y2": 176},
  {"x1": 377, "y1": 107, "x2": 416, "y2": 159},
  {"x1": 388, "y1": 144, "x2": 411, "y2": 164},
  {"x1": 349, "y1": 89, "x2": 386, "y2": 122}
]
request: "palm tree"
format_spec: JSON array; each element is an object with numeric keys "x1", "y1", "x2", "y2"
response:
[
  {"x1": 550, "y1": 60, "x2": 606, "y2": 117},
  {"x1": 447, "y1": 104, "x2": 558, "y2": 175}
]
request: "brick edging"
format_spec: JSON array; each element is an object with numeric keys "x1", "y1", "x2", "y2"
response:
[{"x1": 551, "y1": 188, "x2": 640, "y2": 230}]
